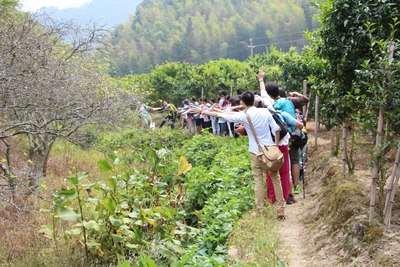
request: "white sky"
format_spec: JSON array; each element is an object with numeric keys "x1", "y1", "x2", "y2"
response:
[{"x1": 20, "y1": 0, "x2": 93, "y2": 11}]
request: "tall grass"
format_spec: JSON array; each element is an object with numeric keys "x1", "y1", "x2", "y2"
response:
[
  {"x1": 227, "y1": 206, "x2": 286, "y2": 266},
  {"x1": 0, "y1": 139, "x2": 107, "y2": 266}
]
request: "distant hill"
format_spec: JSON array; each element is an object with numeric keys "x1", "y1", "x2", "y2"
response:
[
  {"x1": 109, "y1": 0, "x2": 319, "y2": 76},
  {"x1": 42, "y1": 0, "x2": 142, "y2": 27}
]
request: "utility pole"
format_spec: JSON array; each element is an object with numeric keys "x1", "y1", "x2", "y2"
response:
[{"x1": 248, "y1": 38, "x2": 255, "y2": 57}]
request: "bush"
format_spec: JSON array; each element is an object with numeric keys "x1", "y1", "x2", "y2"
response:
[{"x1": 42, "y1": 131, "x2": 256, "y2": 265}]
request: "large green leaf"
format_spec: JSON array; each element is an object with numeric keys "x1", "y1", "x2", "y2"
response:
[
  {"x1": 119, "y1": 260, "x2": 131, "y2": 267},
  {"x1": 54, "y1": 207, "x2": 80, "y2": 221},
  {"x1": 109, "y1": 216, "x2": 122, "y2": 227},
  {"x1": 83, "y1": 220, "x2": 100, "y2": 231},
  {"x1": 98, "y1": 160, "x2": 113, "y2": 171},
  {"x1": 56, "y1": 189, "x2": 76, "y2": 198},
  {"x1": 66, "y1": 177, "x2": 79, "y2": 186},
  {"x1": 104, "y1": 197, "x2": 116, "y2": 214},
  {"x1": 138, "y1": 254, "x2": 156, "y2": 267},
  {"x1": 77, "y1": 172, "x2": 88, "y2": 181}
]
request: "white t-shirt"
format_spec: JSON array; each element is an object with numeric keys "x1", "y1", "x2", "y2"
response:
[
  {"x1": 218, "y1": 106, "x2": 280, "y2": 154},
  {"x1": 260, "y1": 90, "x2": 274, "y2": 110},
  {"x1": 218, "y1": 97, "x2": 227, "y2": 123}
]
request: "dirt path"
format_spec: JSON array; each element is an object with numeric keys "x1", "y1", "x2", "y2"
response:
[
  {"x1": 279, "y1": 196, "x2": 310, "y2": 267},
  {"x1": 278, "y1": 123, "x2": 320, "y2": 267}
]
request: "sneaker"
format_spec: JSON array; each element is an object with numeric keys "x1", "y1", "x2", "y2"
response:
[
  {"x1": 277, "y1": 208, "x2": 285, "y2": 220},
  {"x1": 294, "y1": 184, "x2": 302, "y2": 194},
  {"x1": 286, "y1": 194, "x2": 296, "y2": 204}
]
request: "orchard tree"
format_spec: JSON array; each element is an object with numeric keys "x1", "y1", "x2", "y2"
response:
[
  {"x1": 247, "y1": 46, "x2": 284, "y2": 83},
  {"x1": 280, "y1": 47, "x2": 311, "y2": 93},
  {"x1": 317, "y1": 0, "x2": 400, "y2": 125},
  {"x1": 0, "y1": 14, "x2": 132, "y2": 194},
  {"x1": 148, "y1": 62, "x2": 195, "y2": 106},
  {"x1": 196, "y1": 59, "x2": 252, "y2": 98},
  {"x1": 315, "y1": 0, "x2": 400, "y2": 221}
]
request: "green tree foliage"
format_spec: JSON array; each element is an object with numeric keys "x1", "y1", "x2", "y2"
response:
[
  {"x1": 126, "y1": 59, "x2": 252, "y2": 107},
  {"x1": 108, "y1": 0, "x2": 318, "y2": 76},
  {"x1": 148, "y1": 62, "x2": 195, "y2": 105},
  {"x1": 315, "y1": 0, "x2": 400, "y2": 125},
  {"x1": 247, "y1": 46, "x2": 312, "y2": 93},
  {"x1": 196, "y1": 59, "x2": 253, "y2": 98},
  {"x1": 311, "y1": 0, "x2": 400, "y2": 221},
  {"x1": 115, "y1": 47, "x2": 315, "y2": 107}
]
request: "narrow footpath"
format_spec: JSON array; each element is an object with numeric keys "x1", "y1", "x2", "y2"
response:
[
  {"x1": 279, "y1": 197, "x2": 310, "y2": 267},
  {"x1": 278, "y1": 122, "x2": 321, "y2": 267}
]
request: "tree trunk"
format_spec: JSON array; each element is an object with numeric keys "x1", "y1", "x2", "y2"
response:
[
  {"x1": 330, "y1": 127, "x2": 335, "y2": 157},
  {"x1": 335, "y1": 126, "x2": 340, "y2": 156},
  {"x1": 42, "y1": 141, "x2": 54, "y2": 177},
  {"x1": 27, "y1": 134, "x2": 54, "y2": 192},
  {"x1": 383, "y1": 145, "x2": 400, "y2": 227},
  {"x1": 304, "y1": 92, "x2": 312, "y2": 122},
  {"x1": 314, "y1": 95, "x2": 319, "y2": 148},
  {"x1": 330, "y1": 119, "x2": 336, "y2": 157},
  {"x1": 347, "y1": 125, "x2": 355, "y2": 173},
  {"x1": 342, "y1": 122, "x2": 348, "y2": 174},
  {"x1": 303, "y1": 80, "x2": 307, "y2": 116},
  {"x1": 1, "y1": 138, "x2": 16, "y2": 200},
  {"x1": 370, "y1": 108, "x2": 384, "y2": 224}
]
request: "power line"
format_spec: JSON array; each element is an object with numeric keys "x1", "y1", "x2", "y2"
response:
[
  {"x1": 126, "y1": 36, "x2": 308, "y2": 74},
  {"x1": 248, "y1": 38, "x2": 255, "y2": 57},
  {"x1": 254, "y1": 38, "x2": 307, "y2": 48},
  {"x1": 249, "y1": 31, "x2": 305, "y2": 41}
]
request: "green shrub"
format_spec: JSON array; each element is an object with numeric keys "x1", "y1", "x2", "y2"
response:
[{"x1": 43, "y1": 132, "x2": 258, "y2": 266}]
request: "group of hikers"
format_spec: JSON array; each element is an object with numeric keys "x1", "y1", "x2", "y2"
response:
[{"x1": 140, "y1": 71, "x2": 309, "y2": 219}]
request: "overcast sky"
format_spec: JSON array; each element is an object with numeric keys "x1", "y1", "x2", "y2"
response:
[{"x1": 20, "y1": 0, "x2": 93, "y2": 11}]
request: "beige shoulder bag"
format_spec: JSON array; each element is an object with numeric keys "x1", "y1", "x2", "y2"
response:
[{"x1": 245, "y1": 111, "x2": 284, "y2": 172}]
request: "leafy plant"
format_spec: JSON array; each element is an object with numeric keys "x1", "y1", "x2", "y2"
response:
[{"x1": 42, "y1": 131, "x2": 261, "y2": 265}]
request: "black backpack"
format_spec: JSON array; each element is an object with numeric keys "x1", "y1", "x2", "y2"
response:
[{"x1": 269, "y1": 110, "x2": 289, "y2": 142}]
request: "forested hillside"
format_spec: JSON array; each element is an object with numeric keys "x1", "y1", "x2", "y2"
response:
[{"x1": 109, "y1": 0, "x2": 318, "y2": 76}]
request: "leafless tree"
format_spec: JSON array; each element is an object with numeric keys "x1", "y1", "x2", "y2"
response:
[{"x1": 0, "y1": 14, "x2": 133, "y2": 195}]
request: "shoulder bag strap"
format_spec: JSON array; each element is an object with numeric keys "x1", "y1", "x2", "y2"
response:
[{"x1": 245, "y1": 110, "x2": 260, "y2": 147}]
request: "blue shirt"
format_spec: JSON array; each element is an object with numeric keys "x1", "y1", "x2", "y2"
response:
[
  {"x1": 279, "y1": 111, "x2": 299, "y2": 132},
  {"x1": 274, "y1": 98, "x2": 295, "y2": 119}
]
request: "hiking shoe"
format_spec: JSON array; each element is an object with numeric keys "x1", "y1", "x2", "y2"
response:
[
  {"x1": 294, "y1": 184, "x2": 302, "y2": 194},
  {"x1": 277, "y1": 208, "x2": 285, "y2": 220},
  {"x1": 286, "y1": 194, "x2": 296, "y2": 204}
]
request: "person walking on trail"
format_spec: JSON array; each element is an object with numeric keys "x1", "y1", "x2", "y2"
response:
[
  {"x1": 139, "y1": 103, "x2": 153, "y2": 128},
  {"x1": 266, "y1": 83, "x2": 309, "y2": 196},
  {"x1": 154, "y1": 100, "x2": 177, "y2": 129},
  {"x1": 217, "y1": 90, "x2": 230, "y2": 136},
  {"x1": 257, "y1": 71, "x2": 303, "y2": 205},
  {"x1": 198, "y1": 91, "x2": 285, "y2": 218}
]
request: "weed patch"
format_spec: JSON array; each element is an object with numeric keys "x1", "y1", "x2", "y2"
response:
[{"x1": 226, "y1": 208, "x2": 285, "y2": 266}]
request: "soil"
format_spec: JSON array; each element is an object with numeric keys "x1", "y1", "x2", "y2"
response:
[
  {"x1": 279, "y1": 197, "x2": 311, "y2": 266},
  {"x1": 278, "y1": 121, "x2": 400, "y2": 267}
]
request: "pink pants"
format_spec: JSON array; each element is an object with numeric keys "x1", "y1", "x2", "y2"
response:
[{"x1": 266, "y1": 145, "x2": 291, "y2": 202}]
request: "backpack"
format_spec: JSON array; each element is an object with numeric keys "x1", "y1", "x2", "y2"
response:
[
  {"x1": 290, "y1": 130, "x2": 303, "y2": 149},
  {"x1": 269, "y1": 110, "x2": 289, "y2": 142}
]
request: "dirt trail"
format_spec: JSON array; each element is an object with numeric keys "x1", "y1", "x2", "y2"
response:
[
  {"x1": 279, "y1": 196, "x2": 312, "y2": 267},
  {"x1": 278, "y1": 123, "x2": 320, "y2": 267}
]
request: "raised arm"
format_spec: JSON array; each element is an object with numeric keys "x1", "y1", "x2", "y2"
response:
[
  {"x1": 287, "y1": 92, "x2": 309, "y2": 109},
  {"x1": 257, "y1": 70, "x2": 274, "y2": 109}
]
